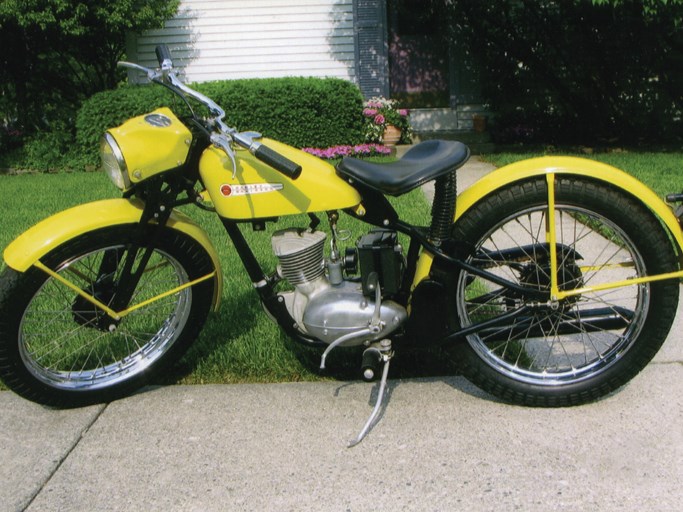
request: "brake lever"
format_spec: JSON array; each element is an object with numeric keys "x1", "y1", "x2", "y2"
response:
[{"x1": 210, "y1": 133, "x2": 238, "y2": 179}]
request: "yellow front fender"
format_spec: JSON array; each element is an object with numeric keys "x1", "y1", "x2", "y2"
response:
[{"x1": 3, "y1": 198, "x2": 223, "y2": 309}]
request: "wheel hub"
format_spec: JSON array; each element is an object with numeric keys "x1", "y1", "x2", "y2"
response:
[
  {"x1": 71, "y1": 283, "x2": 119, "y2": 332},
  {"x1": 518, "y1": 259, "x2": 584, "y2": 311}
]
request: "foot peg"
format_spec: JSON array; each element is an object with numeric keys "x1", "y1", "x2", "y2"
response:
[
  {"x1": 361, "y1": 347, "x2": 382, "y2": 381},
  {"x1": 348, "y1": 339, "x2": 393, "y2": 447},
  {"x1": 361, "y1": 339, "x2": 391, "y2": 381}
]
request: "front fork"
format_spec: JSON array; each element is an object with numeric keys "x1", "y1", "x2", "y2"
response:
[{"x1": 32, "y1": 180, "x2": 217, "y2": 323}]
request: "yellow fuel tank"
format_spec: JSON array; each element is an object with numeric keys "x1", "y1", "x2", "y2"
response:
[{"x1": 199, "y1": 138, "x2": 361, "y2": 219}]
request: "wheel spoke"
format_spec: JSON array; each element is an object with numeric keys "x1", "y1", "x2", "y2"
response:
[
  {"x1": 458, "y1": 198, "x2": 651, "y2": 386},
  {"x1": 17, "y1": 242, "x2": 193, "y2": 390}
]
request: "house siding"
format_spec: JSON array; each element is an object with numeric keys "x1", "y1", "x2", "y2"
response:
[
  {"x1": 128, "y1": 0, "x2": 356, "y2": 83},
  {"x1": 128, "y1": 0, "x2": 487, "y2": 135}
]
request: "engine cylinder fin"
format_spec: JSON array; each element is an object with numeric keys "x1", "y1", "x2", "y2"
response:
[
  {"x1": 272, "y1": 229, "x2": 326, "y2": 285},
  {"x1": 279, "y1": 261, "x2": 325, "y2": 285}
]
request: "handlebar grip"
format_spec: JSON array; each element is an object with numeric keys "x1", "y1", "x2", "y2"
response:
[
  {"x1": 254, "y1": 145, "x2": 302, "y2": 180},
  {"x1": 155, "y1": 45, "x2": 173, "y2": 67}
]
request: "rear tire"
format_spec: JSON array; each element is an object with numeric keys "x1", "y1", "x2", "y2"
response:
[
  {"x1": 449, "y1": 177, "x2": 679, "y2": 406},
  {"x1": 0, "y1": 225, "x2": 215, "y2": 407}
]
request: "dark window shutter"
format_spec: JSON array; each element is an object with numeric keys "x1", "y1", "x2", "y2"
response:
[
  {"x1": 353, "y1": 0, "x2": 389, "y2": 99},
  {"x1": 451, "y1": 43, "x2": 482, "y2": 106}
]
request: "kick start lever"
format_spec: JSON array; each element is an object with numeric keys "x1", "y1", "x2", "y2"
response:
[{"x1": 349, "y1": 338, "x2": 393, "y2": 448}]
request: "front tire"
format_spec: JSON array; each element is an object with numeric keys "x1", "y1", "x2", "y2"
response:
[
  {"x1": 0, "y1": 224, "x2": 215, "y2": 407},
  {"x1": 449, "y1": 177, "x2": 679, "y2": 406}
]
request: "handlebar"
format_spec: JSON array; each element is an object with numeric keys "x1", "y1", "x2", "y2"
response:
[
  {"x1": 118, "y1": 45, "x2": 302, "y2": 180},
  {"x1": 155, "y1": 44, "x2": 173, "y2": 71},
  {"x1": 254, "y1": 145, "x2": 302, "y2": 180}
]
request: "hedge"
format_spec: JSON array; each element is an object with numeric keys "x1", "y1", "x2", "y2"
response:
[{"x1": 76, "y1": 77, "x2": 365, "y2": 164}]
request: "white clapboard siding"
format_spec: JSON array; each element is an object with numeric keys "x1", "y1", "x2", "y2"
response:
[{"x1": 128, "y1": 0, "x2": 355, "y2": 83}]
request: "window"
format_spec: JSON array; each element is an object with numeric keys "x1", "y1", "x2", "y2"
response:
[{"x1": 388, "y1": 0, "x2": 451, "y2": 108}]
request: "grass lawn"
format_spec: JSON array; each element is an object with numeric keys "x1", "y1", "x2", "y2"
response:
[{"x1": 1, "y1": 149, "x2": 681, "y2": 389}]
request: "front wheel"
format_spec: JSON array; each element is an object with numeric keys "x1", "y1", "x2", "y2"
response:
[
  {"x1": 449, "y1": 177, "x2": 680, "y2": 406},
  {"x1": 0, "y1": 224, "x2": 216, "y2": 407}
]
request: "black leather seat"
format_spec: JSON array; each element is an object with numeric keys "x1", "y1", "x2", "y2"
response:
[{"x1": 336, "y1": 140, "x2": 470, "y2": 196}]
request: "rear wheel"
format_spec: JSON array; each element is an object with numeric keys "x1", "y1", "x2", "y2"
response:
[
  {"x1": 0, "y1": 225, "x2": 215, "y2": 407},
  {"x1": 449, "y1": 177, "x2": 679, "y2": 406}
]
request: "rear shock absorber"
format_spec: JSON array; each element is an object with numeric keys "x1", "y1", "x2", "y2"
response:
[
  {"x1": 666, "y1": 192, "x2": 683, "y2": 229},
  {"x1": 429, "y1": 170, "x2": 457, "y2": 245}
]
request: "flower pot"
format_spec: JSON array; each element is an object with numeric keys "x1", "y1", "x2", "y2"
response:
[
  {"x1": 472, "y1": 114, "x2": 488, "y2": 133},
  {"x1": 382, "y1": 125, "x2": 401, "y2": 146}
]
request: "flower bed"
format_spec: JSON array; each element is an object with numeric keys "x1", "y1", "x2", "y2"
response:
[{"x1": 302, "y1": 143, "x2": 392, "y2": 160}]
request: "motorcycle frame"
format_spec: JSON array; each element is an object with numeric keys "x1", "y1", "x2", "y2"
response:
[
  {"x1": 215, "y1": 193, "x2": 542, "y2": 348},
  {"x1": 4, "y1": 130, "x2": 683, "y2": 350},
  {"x1": 197, "y1": 159, "x2": 683, "y2": 348}
]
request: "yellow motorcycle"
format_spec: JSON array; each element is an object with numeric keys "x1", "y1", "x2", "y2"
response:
[{"x1": 1, "y1": 46, "x2": 682, "y2": 443}]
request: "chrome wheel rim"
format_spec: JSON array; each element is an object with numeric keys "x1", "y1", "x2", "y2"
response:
[
  {"x1": 18, "y1": 245, "x2": 192, "y2": 391},
  {"x1": 456, "y1": 204, "x2": 649, "y2": 386}
]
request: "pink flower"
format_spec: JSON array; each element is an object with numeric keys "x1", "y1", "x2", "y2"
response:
[
  {"x1": 374, "y1": 114, "x2": 385, "y2": 125},
  {"x1": 354, "y1": 143, "x2": 391, "y2": 155},
  {"x1": 363, "y1": 108, "x2": 378, "y2": 117},
  {"x1": 303, "y1": 143, "x2": 392, "y2": 160},
  {"x1": 398, "y1": 109, "x2": 408, "y2": 116}
]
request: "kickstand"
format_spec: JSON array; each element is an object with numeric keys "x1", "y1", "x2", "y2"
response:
[{"x1": 348, "y1": 354, "x2": 392, "y2": 448}]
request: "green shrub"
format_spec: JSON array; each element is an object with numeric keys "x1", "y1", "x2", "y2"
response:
[
  {"x1": 199, "y1": 77, "x2": 364, "y2": 148},
  {"x1": 0, "y1": 120, "x2": 81, "y2": 172},
  {"x1": 1, "y1": 0, "x2": 180, "y2": 136},
  {"x1": 21, "y1": 130, "x2": 73, "y2": 172},
  {"x1": 448, "y1": 1, "x2": 683, "y2": 144},
  {"x1": 75, "y1": 77, "x2": 365, "y2": 166}
]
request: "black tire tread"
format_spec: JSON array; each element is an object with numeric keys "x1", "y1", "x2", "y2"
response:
[
  {"x1": 0, "y1": 225, "x2": 215, "y2": 407},
  {"x1": 449, "y1": 177, "x2": 680, "y2": 407}
]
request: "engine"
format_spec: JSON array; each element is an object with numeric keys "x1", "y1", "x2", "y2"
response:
[{"x1": 271, "y1": 227, "x2": 408, "y2": 346}]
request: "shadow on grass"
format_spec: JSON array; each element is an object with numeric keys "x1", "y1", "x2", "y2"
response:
[{"x1": 156, "y1": 288, "x2": 262, "y2": 385}]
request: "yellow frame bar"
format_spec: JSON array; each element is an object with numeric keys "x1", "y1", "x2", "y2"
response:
[
  {"x1": 545, "y1": 173, "x2": 560, "y2": 299},
  {"x1": 556, "y1": 269, "x2": 683, "y2": 300},
  {"x1": 35, "y1": 260, "x2": 215, "y2": 320},
  {"x1": 543, "y1": 171, "x2": 683, "y2": 300},
  {"x1": 579, "y1": 262, "x2": 635, "y2": 273}
]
